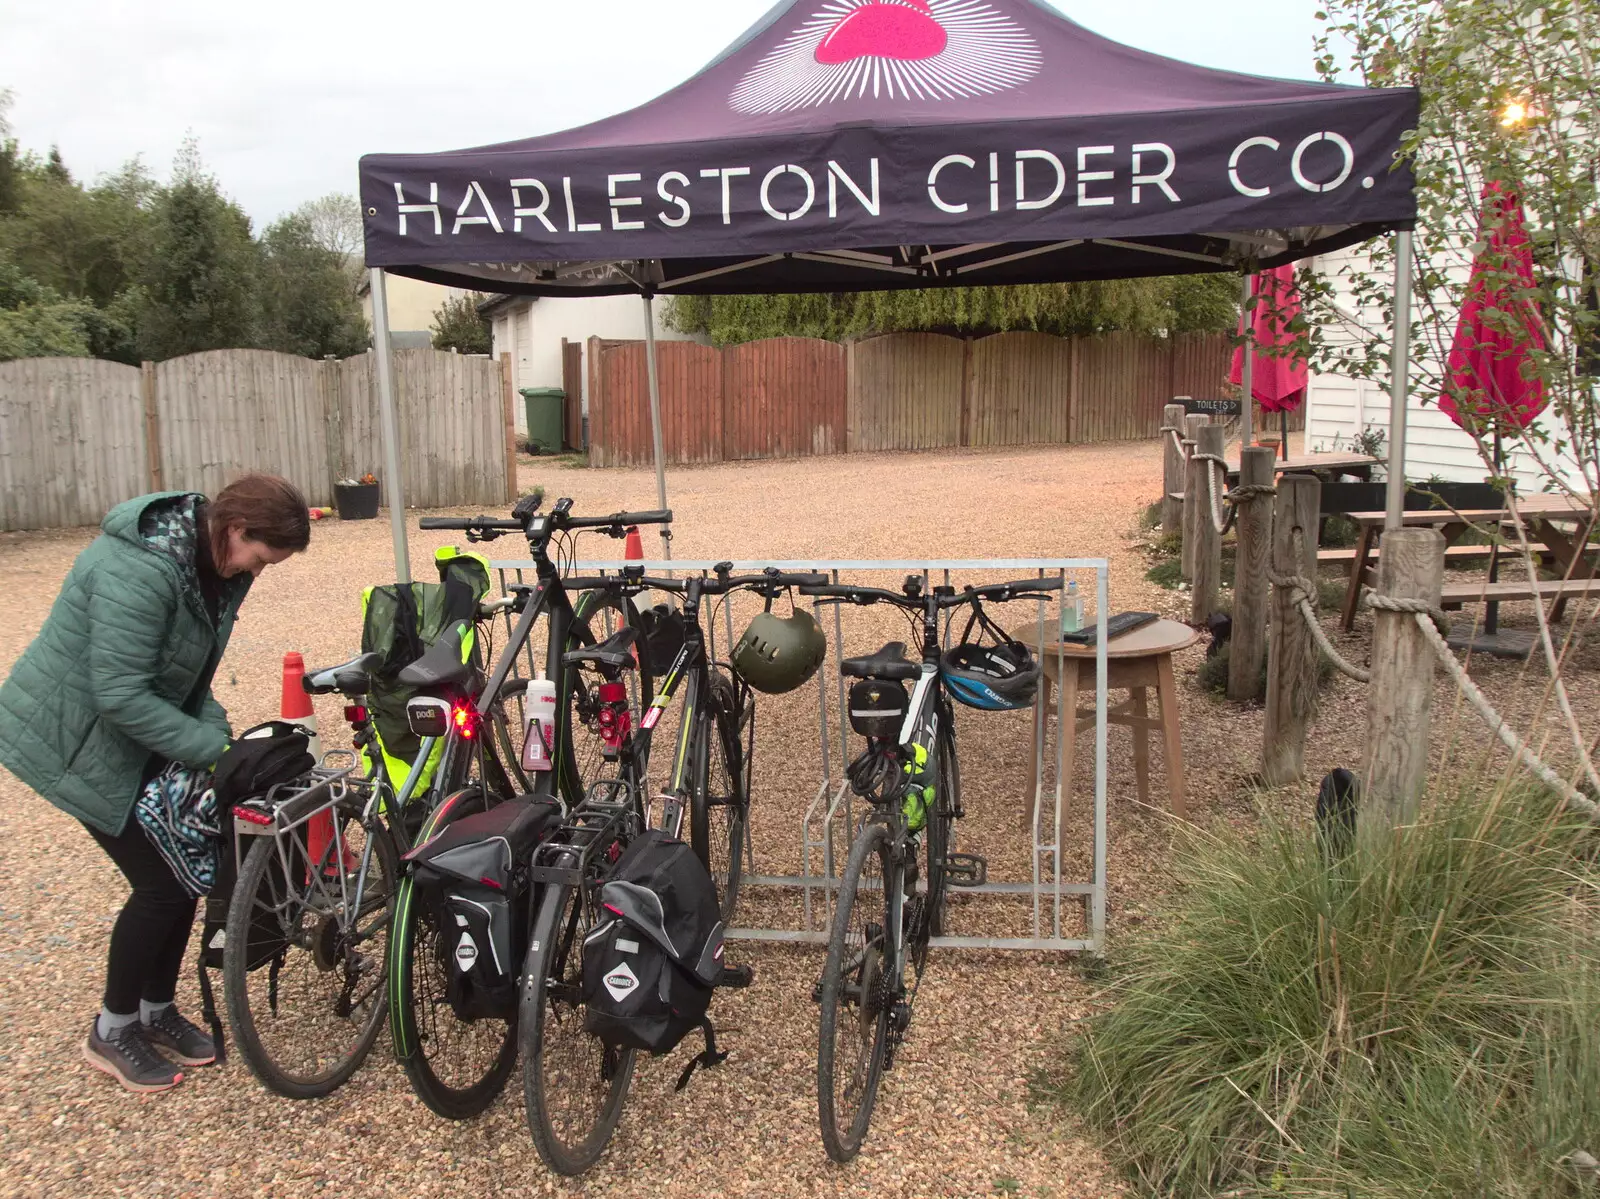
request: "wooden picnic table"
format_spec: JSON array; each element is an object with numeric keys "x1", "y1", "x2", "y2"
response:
[
  {"x1": 1337, "y1": 494, "x2": 1597, "y2": 631},
  {"x1": 1224, "y1": 450, "x2": 1382, "y2": 482}
]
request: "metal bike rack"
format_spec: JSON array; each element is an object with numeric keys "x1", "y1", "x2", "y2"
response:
[{"x1": 489, "y1": 557, "x2": 1110, "y2": 955}]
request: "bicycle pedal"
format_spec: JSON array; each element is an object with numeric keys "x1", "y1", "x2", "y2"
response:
[
  {"x1": 717, "y1": 963, "x2": 754, "y2": 990},
  {"x1": 810, "y1": 981, "x2": 823, "y2": 1004},
  {"x1": 941, "y1": 853, "x2": 987, "y2": 887}
]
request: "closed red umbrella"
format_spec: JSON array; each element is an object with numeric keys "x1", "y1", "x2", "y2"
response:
[
  {"x1": 1230, "y1": 264, "x2": 1308, "y2": 456},
  {"x1": 1439, "y1": 182, "x2": 1547, "y2": 650},
  {"x1": 1439, "y1": 182, "x2": 1547, "y2": 435}
]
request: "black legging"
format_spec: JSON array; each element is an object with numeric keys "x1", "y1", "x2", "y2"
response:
[{"x1": 84, "y1": 819, "x2": 197, "y2": 1014}]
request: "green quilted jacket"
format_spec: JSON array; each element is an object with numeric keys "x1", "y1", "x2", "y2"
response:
[{"x1": 0, "y1": 492, "x2": 252, "y2": 835}]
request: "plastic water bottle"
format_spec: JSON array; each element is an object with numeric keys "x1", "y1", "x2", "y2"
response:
[
  {"x1": 1061, "y1": 580, "x2": 1083, "y2": 635},
  {"x1": 521, "y1": 674, "x2": 558, "y2": 772}
]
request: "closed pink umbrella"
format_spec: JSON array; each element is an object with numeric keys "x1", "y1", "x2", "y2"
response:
[
  {"x1": 1439, "y1": 182, "x2": 1547, "y2": 650},
  {"x1": 1439, "y1": 182, "x2": 1547, "y2": 436},
  {"x1": 1230, "y1": 264, "x2": 1309, "y2": 458}
]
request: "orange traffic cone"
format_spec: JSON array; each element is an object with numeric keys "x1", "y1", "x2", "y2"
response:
[
  {"x1": 624, "y1": 525, "x2": 644, "y2": 561},
  {"x1": 282, "y1": 653, "x2": 339, "y2": 875}
]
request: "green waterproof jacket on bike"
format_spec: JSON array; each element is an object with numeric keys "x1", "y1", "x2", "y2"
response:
[{"x1": 0, "y1": 492, "x2": 251, "y2": 836}]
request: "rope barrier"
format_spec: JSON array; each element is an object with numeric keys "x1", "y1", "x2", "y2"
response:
[
  {"x1": 1158, "y1": 424, "x2": 1187, "y2": 460},
  {"x1": 1267, "y1": 556, "x2": 1599, "y2": 818},
  {"x1": 1410, "y1": 606, "x2": 1599, "y2": 819}
]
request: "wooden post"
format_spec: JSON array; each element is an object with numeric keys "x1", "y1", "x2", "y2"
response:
[
  {"x1": 1361, "y1": 528, "x2": 1446, "y2": 829},
  {"x1": 1227, "y1": 446, "x2": 1274, "y2": 701},
  {"x1": 1262, "y1": 473, "x2": 1321, "y2": 784},
  {"x1": 1189, "y1": 422, "x2": 1225, "y2": 623},
  {"x1": 140, "y1": 361, "x2": 163, "y2": 492},
  {"x1": 586, "y1": 335, "x2": 604, "y2": 466},
  {"x1": 500, "y1": 352, "x2": 518, "y2": 503},
  {"x1": 1160, "y1": 402, "x2": 1186, "y2": 534},
  {"x1": 1180, "y1": 413, "x2": 1206, "y2": 579},
  {"x1": 958, "y1": 337, "x2": 974, "y2": 448}
]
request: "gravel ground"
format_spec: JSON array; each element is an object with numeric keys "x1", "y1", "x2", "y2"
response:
[{"x1": 1, "y1": 438, "x2": 1594, "y2": 1199}]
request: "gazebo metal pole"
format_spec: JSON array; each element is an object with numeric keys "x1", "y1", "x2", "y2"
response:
[
  {"x1": 369, "y1": 268, "x2": 411, "y2": 583},
  {"x1": 1239, "y1": 271, "x2": 1254, "y2": 449},
  {"x1": 641, "y1": 293, "x2": 672, "y2": 563},
  {"x1": 1386, "y1": 229, "x2": 1414, "y2": 531}
]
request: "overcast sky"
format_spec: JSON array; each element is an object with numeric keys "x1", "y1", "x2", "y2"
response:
[{"x1": 0, "y1": 0, "x2": 1326, "y2": 227}]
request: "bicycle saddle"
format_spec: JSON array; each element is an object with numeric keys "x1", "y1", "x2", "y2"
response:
[
  {"x1": 398, "y1": 624, "x2": 474, "y2": 689},
  {"x1": 302, "y1": 652, "x2": 384, "y2": 696},
  {"x1": 841, "y1": 641, "x2": 920, "y2": 681},
  {"x1": 561, "y1": 625, "x2": 639, "y2": 672}
]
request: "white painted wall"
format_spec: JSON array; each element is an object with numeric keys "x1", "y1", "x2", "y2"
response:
[{"x1": 489, "y1": 295, "x2": 707, "y2": 434}]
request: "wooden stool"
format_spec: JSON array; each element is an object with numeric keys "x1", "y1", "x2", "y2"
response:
[{"x1": 1014, "y1": 618, "x2": 1198, "y2": 836}]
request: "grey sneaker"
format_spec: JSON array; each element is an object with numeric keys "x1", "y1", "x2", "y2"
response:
[
  {"x1": 83, "y1": 1019, "x2": 183, "y2": 1092},
  {"x1": 142, "y1": 1006, "x2": 217, "y2": 1066}
]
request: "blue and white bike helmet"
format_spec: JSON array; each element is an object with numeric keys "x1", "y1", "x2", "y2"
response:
[{"x1": 940, "y1": 603, "x2": 1041, "y2": 711}]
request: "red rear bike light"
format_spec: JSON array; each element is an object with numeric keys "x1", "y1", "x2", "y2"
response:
[
  {"x1": 452, "y1": 703, "x2": 478, "y2": 739},
  {"x1": 344, "y1": 705, "x2": 368, "y2": 723},
  {"x1": 235, "y1": 807, "x2": 273, "y2": 826}
]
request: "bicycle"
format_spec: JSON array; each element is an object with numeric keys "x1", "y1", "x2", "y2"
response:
[
  {"x1": 802, "y1": 573, "x2": 1060, "y2": 1162},
  {"x1": 519, "y1": 563, "x2": 826, "y2": 1176},
  {"x1": 220, "y1": 592, "x2": 522, "y2": 1099},
  {"x1": 386, "y1": 495, "x2": 673, "y2": 1118}
]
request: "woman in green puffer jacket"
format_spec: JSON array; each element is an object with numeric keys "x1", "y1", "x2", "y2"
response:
[{"x1": 0, "y1": 474, "x2": 310, "y2": 1092}]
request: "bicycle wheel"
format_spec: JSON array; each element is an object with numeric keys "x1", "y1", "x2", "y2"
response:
[
  {"x1": 521, "y1": 878, "x2": 637, "y2": 1176},
  {"x1": 689, "y1": 674, "x2": 749, "y2": 921},
  {"x1": 925, "y1": 714, "x2": 959, "y2": 940},
  {"x1": 224, "y1": 807, "x2": 397, "y2": 1099},
  {"x1": 388, "y1": 786, "x2": 519, "y2": 1119},
  {"x1": 817, "y1": 820, "x2": 896, "y2": 1163},
  {"x1": 555, "y1": 589, "x2": 654, "y2": 807}
]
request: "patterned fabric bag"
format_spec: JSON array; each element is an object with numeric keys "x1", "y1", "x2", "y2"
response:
[{"x1": 135, "y1": 762, "x2": 221, "y2": 898}]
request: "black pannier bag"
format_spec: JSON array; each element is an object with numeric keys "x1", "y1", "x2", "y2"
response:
[
  {"x1": 582, "y1": 830, "x2": 729, "y2": 1089},
  {"x1": 848, "y1": 677, "x2": 909, "y2": 739},
  {"x1": 408, "y1": 797, "x2": 561, "y2": 1021},
  {"x1": 196, "y1": 721, "x2": 317, "y2": 1060}
]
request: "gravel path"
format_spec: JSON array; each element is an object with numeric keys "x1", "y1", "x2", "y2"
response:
[{"x1": 1, "y1": 439, "x2": 1593, "y2": 1198}]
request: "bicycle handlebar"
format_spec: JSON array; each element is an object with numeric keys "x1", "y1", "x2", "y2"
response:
[
  {"x1": 567, "y1": 569, "x2": 829, "y2": 596},
  {"x1": 418, "y1": 506, "x2": 673, "y2": 539},
  {"x1": 799, "y1": 577, "x2": 1065, "y2": 608}
]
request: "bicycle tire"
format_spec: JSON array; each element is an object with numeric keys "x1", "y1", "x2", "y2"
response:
[
  {"x1": 926, "y1": 711, "x2": 959, "y2": 940},
  {"x1": 554, "y1": 589, "x2": 654, "y2": 810},
  {"x1": 388, "y1": 786, "x2": 519, "y2": 1119},
  {"x1": 689, "y1": 673, "x2": 749, "y2": 921},
  {"x1": 817, "y1": 820, "x2": 896, "y2": 1163},
  {"x1": 223, "y1": 810, "x2": 397, "y2": 1099},
  {"x1": 521, "y1": 878, "x2": 637, "y2": 1175}
]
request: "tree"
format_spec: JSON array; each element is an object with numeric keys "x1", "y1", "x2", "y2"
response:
[
  {"x1": 134, "y1": 160, "x2": 261, "y2": 361},
  {"x1": 1304, "y1": 1, "x2": 1599, "y2": 798},
  {"x1": 258, "y1": 213, "x2": 368, "y2": 358},
  {"x1": 663, "y1": 275, "x2": 1238, "y2": 345},
  {"x1": 0, "y1": 89, "x2": 19, "y2": 215},
  {"x1": 430, "y1": 292, "x2": 491, "y2": 354},
  {"x1": 293, "y1": 192, "x2": 364, "y2": 273},
  {"x1": 0, "y1": 252, "x2": 92, "y2": 360},
  {"x1": 1305, "y1": 0, "x2": 1598, "y2": 502}
]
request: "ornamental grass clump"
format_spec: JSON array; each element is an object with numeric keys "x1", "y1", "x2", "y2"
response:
[{"x1": 1068, "y1": 786, "x2": 1600, "y2": 1197}]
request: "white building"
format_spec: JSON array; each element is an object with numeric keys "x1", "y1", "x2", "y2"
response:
[{"x1": 482, "y1": 295, "x2": 707, "y2": 437}]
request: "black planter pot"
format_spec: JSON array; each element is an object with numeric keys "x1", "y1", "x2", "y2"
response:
[{"x1": 334, "y1": 481, "x2": 380, "y2": 521}]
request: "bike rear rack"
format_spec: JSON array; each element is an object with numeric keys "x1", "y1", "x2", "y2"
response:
[{"x1": 527, "y1": 780, "x2": 637, "y2": 888}]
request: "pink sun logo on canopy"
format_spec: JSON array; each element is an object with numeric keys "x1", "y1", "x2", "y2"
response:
[{"x1": 730, "y1": 0, "x2": 1042, "y2": 115}]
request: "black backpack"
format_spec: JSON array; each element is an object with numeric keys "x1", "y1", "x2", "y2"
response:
[
  {"x1": 582, "y1": 830, "x2": 729, "y2": 1089},
  {"x1": 197, "y1": 721, "x2": 317, "y2": 1061},
  {"x1": 406, "y1": 797, "x2": 562, "y2": 1021}
]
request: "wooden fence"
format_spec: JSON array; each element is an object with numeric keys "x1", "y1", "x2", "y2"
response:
[
  {"x1": 0, "y1": 348, "x2": 511, "y2": 532},
  {"x1": 586, "y1": 331, "x2": 1303, "y2": 467}
]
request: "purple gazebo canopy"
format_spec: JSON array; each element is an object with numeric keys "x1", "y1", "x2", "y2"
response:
[{"x1": 359, "y1": 0, "x2": 1418, "y2": 296}]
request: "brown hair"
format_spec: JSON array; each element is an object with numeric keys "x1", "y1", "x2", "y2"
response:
[{"x1": 207, "y1": 473, "x2": 311, "y2": 565}]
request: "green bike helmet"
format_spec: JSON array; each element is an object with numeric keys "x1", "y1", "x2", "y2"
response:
[{"x1": 731, "y1": 608, "x2": 827, "y2": 694}]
